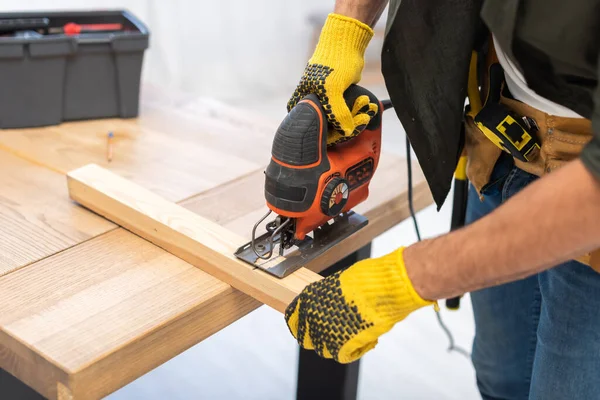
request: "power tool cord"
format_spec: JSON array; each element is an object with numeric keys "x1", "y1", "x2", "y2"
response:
[
  {"x1": 405, "y1": 135, "x2": 471, "y2": 360},
  {"x1": 406, "y1": 137, "x2": 422, "y2": 241}
]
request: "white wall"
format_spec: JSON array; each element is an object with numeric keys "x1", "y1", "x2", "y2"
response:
[{"x1": 0, "y1": 0, "x2": 334, "y2": 100}]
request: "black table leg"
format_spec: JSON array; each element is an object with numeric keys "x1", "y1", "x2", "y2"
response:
[
  {"x1": 0, "y1": 367, "x2": 45, "y2": 399},
  {"x1": 296, "y1": 244, "x2": 372, "y2": 400}
]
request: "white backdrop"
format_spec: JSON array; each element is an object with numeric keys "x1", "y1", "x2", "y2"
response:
[{"x1": 0, "y1": 0, "x2": 332, "y2": 100}]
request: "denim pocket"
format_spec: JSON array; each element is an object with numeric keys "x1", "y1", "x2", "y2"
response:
[
  {"x1": 480, "y1": 153, "x2": 514, "y2": 197},
  {"x1": 502, "y1": 167, "x2": 538, "y2": 201}
]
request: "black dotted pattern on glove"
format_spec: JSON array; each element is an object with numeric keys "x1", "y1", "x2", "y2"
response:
[
  {"x1": 284, "y1": 270, "x2": 375, "y2": 359},
  {"x1": 287, "y1": 63, "x2": 343, "y2": 132}
]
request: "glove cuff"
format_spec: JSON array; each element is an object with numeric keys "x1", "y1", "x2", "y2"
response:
[
  {"x1": 361, "y1": 247, "x2": 435, "y2": 323},
  {"x1": 339, "y1": 247, "x2": 435, "y2": 327},
  {"x1": 388, "y1": 247, "x2": 435, "y2": 313},
  {"x1": 310, "y1": 13, "x2": 374, "y2": 65}
]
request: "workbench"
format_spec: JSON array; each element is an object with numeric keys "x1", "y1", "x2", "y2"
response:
[{"x1": 0, "y1": 85, "x2": 432, "y2": 400}]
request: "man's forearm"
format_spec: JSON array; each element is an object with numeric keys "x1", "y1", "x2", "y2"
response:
[
  {"x1": 334, "y1": 0, "x2": 388, "y2": 27},
  {"x1": 404, "y1": 159, "x2": 600, "y2": 300}
]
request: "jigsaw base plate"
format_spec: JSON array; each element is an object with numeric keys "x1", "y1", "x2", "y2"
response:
[{"x1": 234, "y1": 212, "x2": 368, "y2": 278}]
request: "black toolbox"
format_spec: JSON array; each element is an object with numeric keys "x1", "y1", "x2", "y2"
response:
[{"x1": 0, "y1": 10, "x2": 149, "y2": 129}]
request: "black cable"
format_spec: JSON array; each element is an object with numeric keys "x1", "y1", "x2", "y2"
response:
[
  {"x1": 435, "y1": 311, "x2": 471, "y2": 359},
  {"x1": 405, "y1": 135, "x2": 471, "y2": 360},
  {"x1": 405, "y1": 136, "x2": 421, "y2": 242}
]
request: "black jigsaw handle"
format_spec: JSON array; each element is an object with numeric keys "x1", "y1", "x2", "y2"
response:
[
  {"x1": 270, "y1": 85, "x2": 381, "y2": 167},
  {"x1": 266, "y1": 93, "x2": 329, "y2": 213},
  {"x1": 265, "y1": 85, "x2": 385, "y2": 214}
]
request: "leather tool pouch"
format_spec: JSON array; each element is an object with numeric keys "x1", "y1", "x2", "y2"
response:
[{"x1": 464, "y1": 42, "x2": 600, "y2": 272}]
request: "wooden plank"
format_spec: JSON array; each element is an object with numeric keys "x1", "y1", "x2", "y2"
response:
[
  {"x1": 0, "y1": 150, "x2": 115, "y2": 277},
  {"x1": 67, "y1": 164, "x2": 321, "y2": 313}
]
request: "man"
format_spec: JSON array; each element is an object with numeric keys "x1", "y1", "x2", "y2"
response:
[{"x1": 284, "y1": 0, "x2": 600, "y2": 399}]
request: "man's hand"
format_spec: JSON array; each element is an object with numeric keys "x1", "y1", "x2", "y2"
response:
[
  {"x1": 287, "y1": 13, "x2": 378, "y2": 145},
  {"x1": 285, "y1": 247, "x2": 434, "y2": 363}
]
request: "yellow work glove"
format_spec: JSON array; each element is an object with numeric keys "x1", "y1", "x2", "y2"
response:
[
  {"x1": 287, "y1": 13, "x2": 379, "y2": 145},
  {"x1": 285, "y1": 247, "x2": 435, "y2": 364}
]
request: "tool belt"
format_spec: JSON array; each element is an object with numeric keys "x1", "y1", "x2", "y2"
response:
[{"x1": 463, "y1": 45, "x2": 600, "y2": 272}]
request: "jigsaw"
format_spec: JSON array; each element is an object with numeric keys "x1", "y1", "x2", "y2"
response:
[{"x1": 235, "y1": 85, "x2": 392, "y2": 278}]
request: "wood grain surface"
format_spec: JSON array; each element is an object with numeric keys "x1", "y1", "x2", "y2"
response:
[
  {"x1": 0, "y1": 150, "x2": 115, "y2": 277},
  {"x1": 67, "y1": 164, "x2": 322, "y2": 313},
  {"x1": 0, "y1": 85, "x2": 275, "y2": 202},
  {"x1": 0, "y1": 229, "x2": 261, "y2": 399},
  {"x1": 0, "y1": 152, "x2": 430, "y2": 399}
]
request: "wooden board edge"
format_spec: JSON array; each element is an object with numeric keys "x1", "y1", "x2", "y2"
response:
[
  {"x1": 57, "y1": 382, "x2": 73, "y2": 400},
  {"x1": 0, "y1": 329, "x2": 69, "y2": 400},
  {"x1": 68, "y1": 288, "x2": 261, "y2": 399}
]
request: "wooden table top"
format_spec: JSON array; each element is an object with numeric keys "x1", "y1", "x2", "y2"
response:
[{"x1": 0, "y1": 85, "x2": 432, "y2": 399}]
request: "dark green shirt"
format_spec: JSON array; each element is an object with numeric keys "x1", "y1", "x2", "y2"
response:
[
  {"x1": 383, "y1": 0, "x2": 600, "y2": 208},
  {"x1": 482, "y1": 0, "x2": 600, "y2": 181}
]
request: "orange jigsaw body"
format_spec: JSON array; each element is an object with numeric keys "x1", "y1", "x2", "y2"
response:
[{"x1": 264, "y1": 92, "x2": 383, "y2": 241}]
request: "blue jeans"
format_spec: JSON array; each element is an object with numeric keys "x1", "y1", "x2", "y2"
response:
[{"x1": 467, "y1": 154, "x2": 600, "y2": 400}]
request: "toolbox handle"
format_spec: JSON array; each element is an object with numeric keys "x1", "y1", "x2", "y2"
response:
[{"x1": 0, "y1": 37, "x2": 77, "y2": 59}]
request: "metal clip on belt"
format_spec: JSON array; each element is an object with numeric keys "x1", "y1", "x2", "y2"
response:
[{"x1": 468, "y1": 63, "x2": 541, "y2": 163}]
